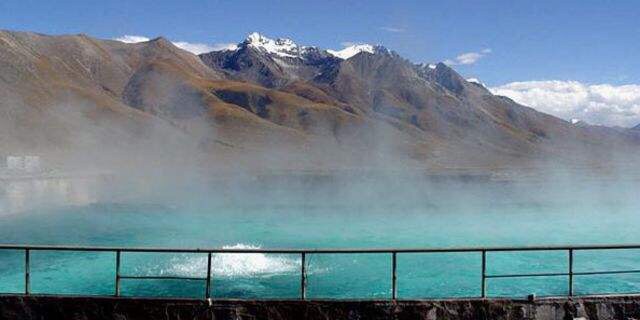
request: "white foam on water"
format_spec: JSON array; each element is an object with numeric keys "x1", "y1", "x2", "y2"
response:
[
  {"x1": 162, "y1": 244, "x2": 299, "y2": 278},
  {"x1": 212, "y1": 244, "x2": 299, "y2": 277}
]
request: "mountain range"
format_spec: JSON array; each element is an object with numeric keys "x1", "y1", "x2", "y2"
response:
[{"x1": 0, "y1": 30, "x2": 638, "y2": 171}]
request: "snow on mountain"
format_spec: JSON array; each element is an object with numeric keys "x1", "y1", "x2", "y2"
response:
[
  {"x1": 211, "y1": 33, "x2": 389, "y2": 61},
  {"x1": 327, "y1": 44, "x2": 376, "y2": 59},
  {"x1": 242, "y1": 32, "x2": 302, "y2": 58},
  {"x1": 416, "y1": 63, "x2": 438, "y2": 71}
]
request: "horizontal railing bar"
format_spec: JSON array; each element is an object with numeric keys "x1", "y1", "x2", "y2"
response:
[
  {"x1": 119, "y1": 276, "x2": 207, "y2": 281},
  {"x1": 486, "y1": 272, "x2": 568, "y2": 279},
  {"x1": 2, "y1": 243, "x2": 640, "y2": 254},
  {"x1": 573, "y1": 270, "x2": 640, "y2": 276},
  {"x1": 5, "y1": 242, "x2": 640, "y2": 301},
  {"x1": 487, "y1": 269, "x2": 640, "y2": 279}
]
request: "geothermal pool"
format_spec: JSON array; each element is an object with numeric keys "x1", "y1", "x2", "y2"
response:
[{"x1": 0, "y1": 175, "x2": 639, "y2": 299}]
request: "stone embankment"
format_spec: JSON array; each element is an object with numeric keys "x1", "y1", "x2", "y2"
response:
[{"x1": 2, "y1": 295, "x2": 640, "y2": 319}]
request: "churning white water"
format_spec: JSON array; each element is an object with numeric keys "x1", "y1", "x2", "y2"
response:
[{"x1": 154, "y1": 244, "x2": 299, "y2": 278}]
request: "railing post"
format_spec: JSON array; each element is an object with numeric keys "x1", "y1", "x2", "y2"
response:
[
  {"x1": 115, "y1": 250, "x2": 121, "y2": 297},
  {"x1": 392, "y1": 252, "x2": 397, "y2": 301},
  {"x1": 481, "y1": 250, "x2": 486, "y2": 298},
  {"x1": 568, "y1": 249, "x2": 574, "y2": 296},
  {"x1": 205, "y1": 252, "x2": 212, "y2": 299},
  {"x1": 24, "y1": 249, "x2": 30, "y2": 295},
  {"x1": 301, "y1": 252, "x2": 306, "y2": 300}
]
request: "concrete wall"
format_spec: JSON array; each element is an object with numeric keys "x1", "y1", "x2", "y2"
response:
[{"x1": 2, "y1": 295, "x2": 640, "y2": 320}]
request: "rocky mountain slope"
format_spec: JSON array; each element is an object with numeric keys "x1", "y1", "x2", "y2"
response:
[
  {"x1": 0, "y1": 31, "x2": 221, "y2": 168},
  {"x1": 201, "y1": 33, "x2": 639, "y2": 168},
  {"x1": 1, "y1": 30, "x2": 637, "y2": 171}
]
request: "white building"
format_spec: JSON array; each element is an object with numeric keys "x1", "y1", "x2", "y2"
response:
[
  {"x1": 5, "y1": 155, "x2": 42, "y2": 173},
  {"x1": 24, "y1": 156, "x2": 41, "y2": 172},
  {"x1": 6, "y1": 156, "x2": 24, "y2": 170}
]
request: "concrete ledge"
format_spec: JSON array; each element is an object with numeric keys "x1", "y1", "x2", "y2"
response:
[{"x1": 2, "y1": 295, "x2": 640, "y2": 319}]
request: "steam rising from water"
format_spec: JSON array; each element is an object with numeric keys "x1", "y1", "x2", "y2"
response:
[
  {"x1": 1, "y1": 29, "x2": 639, "y2": 299},
  {"x1": 1, "y1": 176, "x2": 640, "y2": 298}
]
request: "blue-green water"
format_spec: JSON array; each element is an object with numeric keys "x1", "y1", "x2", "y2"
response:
[{"x1": 0, "y1": 176, "x2": 639, "y2": 299}]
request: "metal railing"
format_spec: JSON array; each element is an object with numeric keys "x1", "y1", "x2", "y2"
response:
[{"x1": 2, "y1": 243, "x2": 640, "y2": 300}]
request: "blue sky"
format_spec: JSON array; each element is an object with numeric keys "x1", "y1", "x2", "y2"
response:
[{"x1": 2, "y1": 0, "x2": 640, "y2": 126}]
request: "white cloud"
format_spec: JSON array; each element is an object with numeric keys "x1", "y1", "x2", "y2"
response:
[
  {"x1": 466, "y1": 78, "x2": 484, "y2": 86},
  {"x1": 114, "y1": 35, "x2": 150, "y2": 43},
  {"x1": 113, "y1": 35, "x2": 236, "y2": 54},
  {"x1": 489, "y1": 80, "x2": 640, "y2": 128},
  {"x1": 172, "y1": 42, "x2": 214, "y2": 55},
  {"x1": 379, "y1": 26, "x2": 405, "y2": 33},
  {"x1": 444, "y1": 48, "x2": 491, "y2": 66},
  {"x1": 210, "y1": 43, "x2": 238, "y2": 51}
]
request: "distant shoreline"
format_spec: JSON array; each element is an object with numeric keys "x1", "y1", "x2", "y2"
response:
[{"x1": 0, "y1": 171, "x2": 113, "y2": 182}]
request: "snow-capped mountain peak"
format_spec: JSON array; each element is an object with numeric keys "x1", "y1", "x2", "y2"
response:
[
  {"x1": 214, "y1": 33, "x2": 390, "y2": 61},
  {"x1": 242, "y1": 32, "x2": 300, "y2": 58},
  {"x1": 327, "y1": 44, "x2": 375, "y2": 59},
  {"x1": 327, "y1": 44, "x2": 390, "y2": 59}
]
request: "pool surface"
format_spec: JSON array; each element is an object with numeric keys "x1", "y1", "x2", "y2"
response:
[{"x1": 0, "y1": 174, "x2": 639, "y2": 299}]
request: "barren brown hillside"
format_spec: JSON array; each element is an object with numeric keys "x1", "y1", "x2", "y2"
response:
[{"x1": 1, "y1": 30, "x2": 638, "y2": 171}]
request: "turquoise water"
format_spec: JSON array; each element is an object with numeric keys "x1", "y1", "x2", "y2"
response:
[{"x1": 0, "y1": 176, "x2": 639, "y2": 299}]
